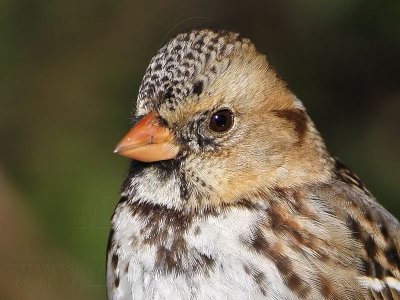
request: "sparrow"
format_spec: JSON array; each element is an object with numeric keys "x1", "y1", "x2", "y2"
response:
[{"x1": 107, "y1": 28, "x2": 400, "y2": 300}]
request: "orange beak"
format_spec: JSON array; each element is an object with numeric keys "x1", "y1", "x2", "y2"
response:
[{"x1": 113, "y1": 112, "x2": 180, "y2": 162}]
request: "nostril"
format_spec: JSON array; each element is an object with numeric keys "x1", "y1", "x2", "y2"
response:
[{"x1": 155, "y1": 115, "x2": 169, "y2": 128}]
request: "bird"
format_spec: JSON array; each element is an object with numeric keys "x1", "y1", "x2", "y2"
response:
[{"x1": 107, "y1": 28, "x2": 400, "y2": 300}]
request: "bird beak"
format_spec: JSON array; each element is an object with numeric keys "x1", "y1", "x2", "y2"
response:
[{"x1": 113, "y1": 112, "x2": 180, "y2": 162}]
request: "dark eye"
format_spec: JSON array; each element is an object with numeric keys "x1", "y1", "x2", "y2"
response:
[{"x1": 209, "y1": 109, "x2": 234, "y2": 132}]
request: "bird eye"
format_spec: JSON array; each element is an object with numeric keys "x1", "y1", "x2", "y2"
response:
[{"x1": 209, "y1": 109, "x2": 234, "y2": 133}]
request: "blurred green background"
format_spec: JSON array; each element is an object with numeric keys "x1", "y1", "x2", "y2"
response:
[{"x1": 0, "y1": 0, "x2": 399, "y2": 299}]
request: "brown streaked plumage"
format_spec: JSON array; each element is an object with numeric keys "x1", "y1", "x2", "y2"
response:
[{"x1": 107, "y1": 28, "x2": 400, "y2": 300}]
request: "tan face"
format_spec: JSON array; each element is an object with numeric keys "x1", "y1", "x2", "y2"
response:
[{"x1": 115, "y1": 31, "x2": 332, "y2": 207}]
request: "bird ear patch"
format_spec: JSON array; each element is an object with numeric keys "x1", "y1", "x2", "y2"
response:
[{"x1": 273, "y1": 109, "x2": 308, "y2": 143}]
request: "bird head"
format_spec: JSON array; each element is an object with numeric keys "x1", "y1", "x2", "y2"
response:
[{"x1": 115, "y1": 29, "x2": 333, "y2": 210}]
